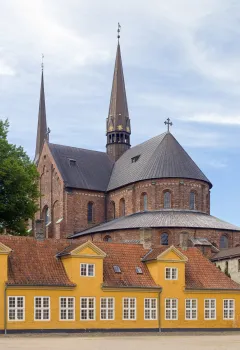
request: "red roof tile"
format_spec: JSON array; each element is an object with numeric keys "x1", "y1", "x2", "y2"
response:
[
  {"x1": 0, "y1": 236, "x2": 239, "y2": 291},
  {"x1": 143, "y1": 246, "x2": 240, "y2": 290},
  {"x1": 0, "y1": 236, "x2": 74, "y2": 287}
]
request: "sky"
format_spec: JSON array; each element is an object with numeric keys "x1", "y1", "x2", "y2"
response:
[{"x1": 0, "y1": 0, "x2": 240, "y2": 225}]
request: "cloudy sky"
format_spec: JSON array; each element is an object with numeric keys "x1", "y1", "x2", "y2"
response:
[{"x1": 1, "y1": 0, "x2": 240, "y2": 225}]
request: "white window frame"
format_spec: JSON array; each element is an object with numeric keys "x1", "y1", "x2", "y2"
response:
[
  {"x1": 223, "y1": 299, "x2": 235, "y2": 320},
  {"x1": 80, "y1": 263, "x2": 95, "y2": 277},
  {"x1": 165, "y1": 298, "x2": 178, "y2": 320},
  {"x1": 122, "y1": 298, "x2": 137, "y2": 320},
  {"x1": 144, "y1": 298, "x2": 157, "y2": 320},
  {"x1": 185, "y1": 299, "x2": 198, "y2": 320},
  {"x1": 59, "y1": 297, "x2": 75, "y2": 321},
  {"x1": 204, "y1": 299, "x2": 216, "y2": 320},
  {"x1": 165, "y1": 267, "x2": 178, "y2": 280},
  {"x1": 34, "y1": 297, "x2": 50, "y2": 321},
  {"x1": 80, "y1": 297, "x2": 95, "y2": 321},
  {"x1": 100, "y1": 297, "x2": 115, "y2": 320},
  {"x1": 8, "y1": 296, "x2": 25, "y2": 321}
]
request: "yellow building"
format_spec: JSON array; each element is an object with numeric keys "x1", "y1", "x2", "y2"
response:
[{"x1": 0, "y1": 236, "x2": 240, "y2": 333}]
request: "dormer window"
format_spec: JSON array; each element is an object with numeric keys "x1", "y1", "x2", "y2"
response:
[
  {"x1": 80, "y1": 263, "x2": 95, "y2": 277},
  {"x1": 69, "y1": 159, "x2": 76, "y2": 166},
  {"x1": 113, "y1": 265, "x2": 121, "y2": 273},
  {"x1": 165, "y1": 267, "x2": 178, "y2": 280},
  {"x1": 136, "y1": 267, "x2": 143, "y2": 274},
  {"x1": 131, "y1": 155, "x2": 140, "y2": 163}
]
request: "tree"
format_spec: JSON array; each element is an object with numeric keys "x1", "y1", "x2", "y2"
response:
[{"x1": 0, "y1": 119, "x2": 40, "y2": 235}]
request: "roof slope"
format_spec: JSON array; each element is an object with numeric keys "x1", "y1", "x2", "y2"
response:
[
  {"x1": 0, "y1": 236, "x2": 74, "y2": 287},
  {"x1": 0, "y1": 236, "x2": 238, "y2": 290},
  {"x1": 211, "y1": 246, "x2": 240, "y2": 261},
  {"x1": 108, "y1": 132, "x2": 212, "y2": 191},
  {"x1": 70, "y1": 210, "x2": 240, "y2": 238},
  {"x1": 49, "y1": 143, "x2": 114, "y2": 191},
  {"x1": 143, "y1": 246, "x2": 240, "y2": 290}
]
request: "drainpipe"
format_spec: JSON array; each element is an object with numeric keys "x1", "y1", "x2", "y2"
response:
[
  {"x1": 158, "y1": 291, "x2": 161, "y2": 333},
  {"x1": 4, "y1": 284, "x2": 7, "y2": 335}
]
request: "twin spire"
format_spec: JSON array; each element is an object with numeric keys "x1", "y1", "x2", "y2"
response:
[
  {"x1": 34, "y1": 67, "x2": 48, "y2": 164},
  {"x1": 35, "y1": 25, "x2": 131, "y2": 164}
]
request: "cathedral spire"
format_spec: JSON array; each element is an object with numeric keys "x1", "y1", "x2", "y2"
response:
[
  {"x1": 34, "y1": 58, "x2": 48, "y2": 164},
  {"x1": 106, "y1": 24, "x2": 131, "y2": 162}
]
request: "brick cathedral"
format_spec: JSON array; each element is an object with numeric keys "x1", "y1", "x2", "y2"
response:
[{"x1": 34, "y1": 37, "x2": 240, "y2": 252}]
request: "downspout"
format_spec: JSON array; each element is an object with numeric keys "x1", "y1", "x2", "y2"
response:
[
  {"x1": 158, "y1": 290, "x2": 161, "y2": 333},
  {"x1": 4, "y1": 284, "x2": 7, "y2": 335}
]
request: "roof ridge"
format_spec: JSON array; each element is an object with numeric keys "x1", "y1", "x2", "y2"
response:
[{"x1": 49, "y1": 142, "x2": 107, "y2": 155}]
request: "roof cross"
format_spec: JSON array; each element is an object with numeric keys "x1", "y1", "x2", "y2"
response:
[{"x1": 164, "y1": 118, "x2": 173, "y2": 132}]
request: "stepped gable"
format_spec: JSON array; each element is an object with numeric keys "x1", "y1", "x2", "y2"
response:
[
  {"x1": 70, "y1": 210, "x2": 240, "y2": 238},
  {"x1": 49, "y1": 143, "x2": 114, "y2": 191},
  {"x1": 108, "y1": 132, "x2": 212, "y2": 191}
]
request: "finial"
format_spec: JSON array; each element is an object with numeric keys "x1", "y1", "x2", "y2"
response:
[
  {"x1": 164, "y1": 118, "x2": 173, "y2": 132},
  {"x1": 117, "y1": 22, "x2": 121, "y2": 41},
  {"x1": 41, "y1": 54, "x2": 44, "y2": 71}
]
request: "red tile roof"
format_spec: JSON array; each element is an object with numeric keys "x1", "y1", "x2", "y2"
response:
[
  {"x1": 143, "y1": 246, "x2": 240, "y2": 290},
  {"x1": 0, "y1": 236, "x2": 74, "y2": 287},
  {"x1": 0, "y1": 236, "x2": 239, "y2": 290}
]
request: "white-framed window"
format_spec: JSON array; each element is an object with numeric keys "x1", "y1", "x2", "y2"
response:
[
  {"x1": 34, "y1": 297, "x2": 50, "y2": 321},
  {"x1": 165, "y1": 267, "x2": 178, "y2": 280},
  {"x1": 165, "y1": 298, "x2": 178, "y2": 320},
  {"x1": 59, "y1": 297, "x2": 75, "y2": 321},
  {"x1": 80, "y1": 263, "x2": 95, "y2": 277},
  {"x1": 204, "y1": 299, "x2": 216, "y2": 320},
  {"x1": 8, "y1": 296, "x2": 25, "y2": 321},
  {"x1": 100, "y1": 297, "x2": 115, "y2": 320},
  {"x1": 144, "y1": 298, "x2": 157, "y2": 320},
  {"x1": 185, "y1": 299, "x2": 198, "y2": 320},
  {"x1": 80, "y1": 297, "x2": 95, "y2": 320},
  {"x1": 123, "y1": 298, "x2": 136, "y2": 320},
  {"x1": 223, "y1": 299, "x2": 235, "y2": 320}
]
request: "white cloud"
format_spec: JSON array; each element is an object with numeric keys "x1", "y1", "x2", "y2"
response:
[
  {"x1": 180, "y1": 113, "x2": 240, "y2": 126},
  {"x1": 206, "y1": 159, "x2": 227, "y2": 169},
  {"x1": 0, "y1": 60, "x2": 15, "y2": 76}
]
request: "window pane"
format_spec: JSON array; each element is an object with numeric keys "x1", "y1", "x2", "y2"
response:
[{"x1": 161, "y1": 233, "x2": 169, "y2": 245}]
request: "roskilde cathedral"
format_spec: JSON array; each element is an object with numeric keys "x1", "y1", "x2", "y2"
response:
[{"x1": 34, "y1": 35, "x2": 240, "y2": 253}]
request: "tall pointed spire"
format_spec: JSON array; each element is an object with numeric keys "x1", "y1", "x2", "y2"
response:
[
  {"x1": 106, "y1": 24, "x2": 131, "y2": 162},
  {"x1": 34, "y1": 58, "x2": 48, "y2": 164}
]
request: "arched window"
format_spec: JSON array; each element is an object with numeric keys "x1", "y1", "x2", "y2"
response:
[
  {"x1": 220, "y1": 235, "x2": 229, "y2": 249},
  {"x1": 103, "y1": 235, "x2": 112, "y2": 242},
  {"x1": 110, "y1": 201, "x2": 115, "y2": 220},
  {"x1": 42, "y1": 206, "x2": 50, "y2": 225},
  {"x1": 140, "y1": 193, "x2": 148, "y2": 211},
  {"x1": 164, "y1": 191, "x2": 171, "y2": 209},
  {"x1": 189, "y1": 191, "x2": 196, "y2": 210},
  {"x1": 87, "y1": 202, "x2": 94, "y2": 223},
  {"x1": 161, "y1": 232, "x2": 169, "y2": 246},
  {"x1": 119, "y1": 198, "x2": 125, "y2": 217}
]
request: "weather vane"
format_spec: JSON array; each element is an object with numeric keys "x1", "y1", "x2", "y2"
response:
[
  {"x1": 41, "y1": 54, "x2": 44, "y2": 71},
  {"x1": 164, "y1": 118, "x2": 173, "y2": 132},
  {"x1": 117, "y1": 22, "x2": 121, "y2": 41}
]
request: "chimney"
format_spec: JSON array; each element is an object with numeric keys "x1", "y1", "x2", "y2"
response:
[
  {"x1": 180, "y1": 232, "x2": 189, "y2": 251},
  {"x1": 35, "y1": 219, "x2": 45, "y2": 240}
]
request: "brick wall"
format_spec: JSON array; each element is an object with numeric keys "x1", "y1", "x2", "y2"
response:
[
  {"x1": 73, "y1": 227, "x2": 240, "y2": 250},
  {"x1": 107, "y1": 178, "x2": 210, "y2": 219}
]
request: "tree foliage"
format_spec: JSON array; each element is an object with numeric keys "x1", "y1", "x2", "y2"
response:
[{"x1": 0, "y1": 119, "x2": 39, "y2": 235}]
